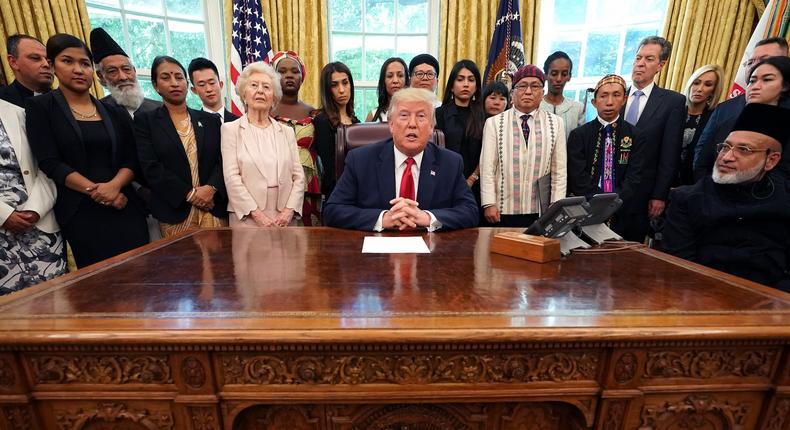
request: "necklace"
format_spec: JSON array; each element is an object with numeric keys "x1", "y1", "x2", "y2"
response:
[
  {"x1": 175, "y1": 115, "x2": 192, "y2": 137},
  {"x1": 71, "y1": 105, "x2": 97, "y2": 119}
]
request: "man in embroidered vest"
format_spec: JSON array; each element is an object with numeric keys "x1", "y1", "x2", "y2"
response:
[
  {"x1": 664, "y1": 103, "x2": 790, "y2": 292},
  {"x1": 480, "y1": 65, "x2": 567, "y2": 227},
  {"x1": 323, "y1": 88, "x2": 478, "y2": 231},
  {"x1": 567, "y1": 74, "x2": 648, "y2": 241}
]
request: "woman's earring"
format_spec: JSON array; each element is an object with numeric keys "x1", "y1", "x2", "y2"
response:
[
  {"x1": 472, "y1": 94, "x2": 476, "y2": 101},
  {"x1": 450, "y1": 92, "x2": 454, "y2": 100}
]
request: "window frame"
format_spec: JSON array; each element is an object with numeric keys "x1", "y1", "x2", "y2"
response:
[
  {"x1": 537, "y1": 0, "x2": 669, "y2": 119},
  {"x1": 326, "y1": 0, "x2": 441, "y2": 118},
  {"x1": 85, "y1": 0, "x2": 227, "y2": 83}
]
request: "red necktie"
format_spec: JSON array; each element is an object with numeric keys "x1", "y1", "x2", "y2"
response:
[{"x1": 399, "y1": 157, "x2": 416, "y2": 200}]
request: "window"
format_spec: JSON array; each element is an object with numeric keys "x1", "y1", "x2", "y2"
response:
[
  {"x1": 86, "y1": 0, "x2": 226, "y2": 109},
  {"x1": 537, "y1": 0, "x2": 669, "y2": 121},
  {"x1": 328, "y1": 0, "x2": 440, "y2": 120}
]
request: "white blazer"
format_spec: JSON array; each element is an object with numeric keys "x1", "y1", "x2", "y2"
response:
[
  {"x1": 0, "y1": 99, "x2": 59, "y2": 233},
  {"x1": 221, "y1": 115, "x2": 305, "y2": 220}
]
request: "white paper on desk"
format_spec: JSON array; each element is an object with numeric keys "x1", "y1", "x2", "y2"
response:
[{"x1": 362, "y1": 236, "x2": 430, "y2": 253}]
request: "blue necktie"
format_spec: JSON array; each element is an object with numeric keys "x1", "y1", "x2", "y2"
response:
[
  {"x1": 520, "y1": 114, "x2": 531, "y2": 147},
  {"x1": 625, "y1": 90, "x2": 643, "y2": 125}
]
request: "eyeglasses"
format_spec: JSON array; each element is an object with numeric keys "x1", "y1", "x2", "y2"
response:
[
  {"x1": 412, "y1": 71, "x2": 436, "y2": 80},
  {"x1": 512, "y1": 83, "x2": 544, "y2": 93},
  {"x1": 716, "y1": 142, "x2": 771, "y2": 157}
]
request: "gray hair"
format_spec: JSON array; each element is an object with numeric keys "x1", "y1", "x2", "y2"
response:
[
  {"x1": 236, "y1": 61, "x2": 283, "y2": 108},
  {"x1": 682, "y1": 64, "x2": 723, "y2": 109},
  {"x1": 639, "y1": 36, "x2": 672, "y2": 62},
  {"x1": 387, "y1": 87, "x2": 437, "y2": 125}
]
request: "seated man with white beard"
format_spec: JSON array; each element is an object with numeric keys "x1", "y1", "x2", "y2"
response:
[
  {"x1": 89, "y1": 28, "x2": 161, "y2": 118},
  {"x1": 664, "y1": 103, "x2": 790, "y2": 292}
]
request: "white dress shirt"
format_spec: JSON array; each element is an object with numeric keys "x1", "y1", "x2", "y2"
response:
[
  {"x1": 374, "y1": 145, "x2": 441, "y2": 231},
  {"x1": 203, "y1": 105, "x2": 226, "y2": 123},
  {"x1": 624, "y1": 81, "x2": 655, "y2": 124},
  {"x1": 597, "y1": 115, "x2": 619, "y2": 127}
]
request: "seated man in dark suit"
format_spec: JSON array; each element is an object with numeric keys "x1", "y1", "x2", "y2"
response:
[
  {"x1": 567, "y1": 74, "x2": 647, "y2": 241},
  {"x1": 324, "y1": 88, "x2": 479, "y2": 231},
  {"x1": 89, "y1": 28, "x2": 161, "y2": 119},
  {"x1": 0, "y1": 34, "x2": 52, "y2": 107},
  {"x1": 664, "y1": 103, "x2": 790, "y2": 292}
]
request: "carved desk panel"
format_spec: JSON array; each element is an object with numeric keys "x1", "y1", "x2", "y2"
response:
[{"x1": 0, "y1": 228, "x2": 788, "y2": 429}]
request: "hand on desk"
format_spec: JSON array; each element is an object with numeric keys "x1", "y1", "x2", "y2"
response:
[{"x1": 383, "y1": 197, "x2": 431, "y2": 230}]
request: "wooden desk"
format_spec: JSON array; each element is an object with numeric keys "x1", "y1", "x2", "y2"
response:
[{"x1": 0, "y1": 228, "x2": 788, "y2": 430}]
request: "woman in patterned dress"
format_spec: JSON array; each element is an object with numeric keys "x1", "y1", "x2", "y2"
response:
[
  {"x1": 0, "y1": 99, "x2": 66, "y2": 294},
  {"x1": 270, "y1": 51, "x2": 321, "y2": 226},
  {"x1": 134, "y1": 56, "x2": 228, "y2": 238}
]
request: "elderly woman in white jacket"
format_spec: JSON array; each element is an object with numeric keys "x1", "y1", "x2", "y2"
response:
[
  {"x1": 0, "y1": 99, "x2": 66, "y2": 294},
  {"x1": 221, "y1": 62, "x2": 305, "y2": 227}
]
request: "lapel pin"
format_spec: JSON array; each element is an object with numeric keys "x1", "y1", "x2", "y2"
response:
[
  {"x1": 430, "y1": 170, "x2": 436, "y2": 176},
  {"x1": 198, "y1": 121, "x2": 203, "y2": 127}
]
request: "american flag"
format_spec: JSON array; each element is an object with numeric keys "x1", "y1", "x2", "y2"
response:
[{"x1": 230, "y1": 0, "x2": 273, "y2": 116}]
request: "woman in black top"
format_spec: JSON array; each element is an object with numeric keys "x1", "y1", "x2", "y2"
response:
[
  {"x1": 26, "y1": 34, "x2": 147, "y2": 268},
  {"x1": 134, "y1": 56, "x2": 227, "y2": 238},
  {"x1": 679, "y1": 64, "x2": 722, "y2": 185},
  {"x1": 435, "y1": 60, "x2": 485, "y2": 201},
  {"x1": 365, "y1": 57, "x2": 409, "y2": 122},
  {"x1": 314, "y1": 62, "x2": 360, "y2": 199}
]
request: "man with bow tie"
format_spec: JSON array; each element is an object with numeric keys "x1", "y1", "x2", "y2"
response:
[{"x1": 323, "y1": 88, "x2": 478, "y2": 231}]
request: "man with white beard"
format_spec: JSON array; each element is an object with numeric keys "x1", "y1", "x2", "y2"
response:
[
  {"x1": 89, "y1": 28, "x2": 161, "y2": 118},
  {"x1": 90, "y1": 28, "x2": 162, "y2": 241},
  {"x1": 663, "y1": 103, "x2": 790, "y2": 292}
]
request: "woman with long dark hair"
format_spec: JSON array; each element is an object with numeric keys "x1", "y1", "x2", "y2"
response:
[
  {"x1": 365, "y1": 57, "x2": 409, "y2": 122},
  {"x1": 435, "y1": 60, "x2": 485, "y2": 198},
  {"x1": 26, "y1": 34, "x2": 148, "y2": 268},
  {"x1": 134, "y1": 56, "x2": 228, "y2": 237},
  {"x1": 314, "y1": 62, "x2": 360, "y2": 198}
]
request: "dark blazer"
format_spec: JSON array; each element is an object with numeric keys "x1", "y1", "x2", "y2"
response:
[
  {"x1": 566, "y1": 117, "x2": 647, "y2": 241},
  {"x1": 677, "y1": 107, "x2": 712, "y2": 185},
  {"x1": 435, "y1": 103, "x2": 483, "y2": 178},
  {"x1": 323, "y1": 139, "x2": 479, "y2": 231},
  {"x1": 223, "y1": 108, "x2": 239, "y2": 123},
  {"x1": 0, "y1": 80, "x2": 45, "y2": 108},
  {"x1": 134, "y1": 106, "x2": 228, "y2": 223},
  {"x1": 101, "y1": 95, "x2": 162, "y2": 118},
  {"x1": 313, "y1": 112, "x2": 360, "y2": 197},
  {"x1": 621, "y1": 85, "x2": 686, "y2": 202},
  {"x1": 24, "y1": 89, "x2": 141, "y2": 225}
]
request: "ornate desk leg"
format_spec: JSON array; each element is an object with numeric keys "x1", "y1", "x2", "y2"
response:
[
  {"x1": 0, "y1": 353, "x2": 39, "y2": 430},
  {"x1": 760, "y1": 347, "x2": 790, "y2": 430},
  {"x1": 172, "y1": 353, "x2": 221, "y2": 430}
]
